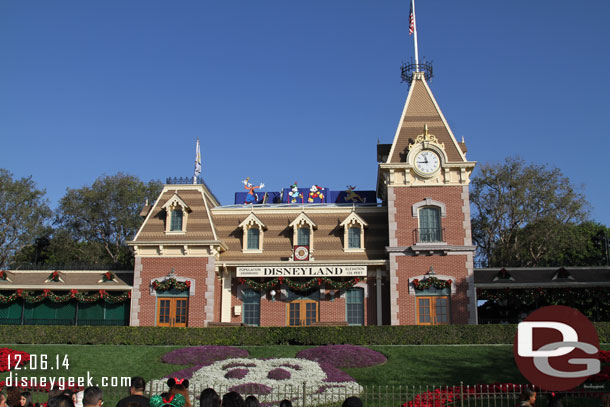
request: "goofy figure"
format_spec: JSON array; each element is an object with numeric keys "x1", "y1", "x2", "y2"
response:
[{"x1": 242, "y1": 177, "x2": 264, "y2": 204}]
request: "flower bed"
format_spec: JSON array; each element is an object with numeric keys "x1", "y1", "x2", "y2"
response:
[
  {"x1": 162, "y1": 345, "x2": 249, "y2": 366},
  {"x1": 153, "y1": 357, "x2": 362, "y2": 407},
  {"x1": 296, "y1": 344, "x2": 387, "y2": 368}
]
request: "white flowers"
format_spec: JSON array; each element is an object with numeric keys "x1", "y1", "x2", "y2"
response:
[{"x1": 152, "y1": 358, "x2": 362, "y2": 407}]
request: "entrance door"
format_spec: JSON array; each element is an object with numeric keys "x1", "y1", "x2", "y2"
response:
[
  {"x1": 287, "y1": 300, "x2": 318, "y2": 326},
  {"x1": 157, "y1": 298, "x2": 188, "y2": 327},
  {"x1": 416, "y1": 296, "x2": 449, "y2": 325}
]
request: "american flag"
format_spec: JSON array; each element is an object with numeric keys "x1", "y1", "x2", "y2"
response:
[{"x1": 409, "y1": 0, "x2": 415, "y2": 35}]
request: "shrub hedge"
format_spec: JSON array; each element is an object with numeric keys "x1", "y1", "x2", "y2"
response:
[{"x1": 1, "y1": 323, "x2": 608, "y2": 345}]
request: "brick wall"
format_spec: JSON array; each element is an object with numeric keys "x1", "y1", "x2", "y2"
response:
[
  {"x1": 137, "y1": 257, "x2": 212, "y2": 327},
  {"x1": 394, "y1": 254, "x2": 470, "y2": 325},
  {"x1": 393, "y1": 186, "x2": 467, "y2": 247}
]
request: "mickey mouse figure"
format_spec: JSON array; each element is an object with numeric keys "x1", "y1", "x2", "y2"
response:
[
  {"x1": 308, "y1": 185, "x2": 325, "y2": 203},
  {"x1": 242, "y1": 178, "x2": 264, "y2": 204},
  {"x1": 166, "y1": 378, "x2": 191, "y2": 407}
]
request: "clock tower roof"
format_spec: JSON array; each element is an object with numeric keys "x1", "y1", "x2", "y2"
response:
[{"x1": 386, "y1": 71, "x2": 467, "y2": 164}]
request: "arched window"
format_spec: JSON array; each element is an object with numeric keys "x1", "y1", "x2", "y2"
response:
[
  {"x1": 247, "y1": 228, "x2": 260, "y2": 250},
  {"x1": 419, "y1": 207, "x2": 442, "y2": 242}
]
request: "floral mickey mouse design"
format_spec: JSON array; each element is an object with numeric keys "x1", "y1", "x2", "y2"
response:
[{"x1": 152, "y1": 345, "x2": 386, "y2": 407}]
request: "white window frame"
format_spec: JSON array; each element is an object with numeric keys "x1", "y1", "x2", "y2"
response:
[
  {"x1": 162, "y1": 193, "x2": 190, "y2": 234},
  {"x1": 239, "y1": 213, "x2": 266, "y2": 253},
  {"x1": 289, "y1": 212, "x2": 317, "y2": 257},
  {"x1": 340, "y1": 211, "x2": 367, "y2": 252}
]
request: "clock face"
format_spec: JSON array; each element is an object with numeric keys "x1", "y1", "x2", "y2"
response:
[
  {"x1": 294, "y1": 245, "x2": 309, "y2": 261},
  {"x1": 414, "y1": 150, "x2": 440, "y2": 175}
]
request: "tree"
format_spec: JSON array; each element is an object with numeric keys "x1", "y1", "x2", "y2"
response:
[
  {"x1": 55, "y1": 173, "x2": 162, "y2": 267},
  {"x1": 0, "y1": 169, "x2": 52, "y2": 268},
  {"x1": 470, "y1": 157, "x2": 590, "y2": 267}
]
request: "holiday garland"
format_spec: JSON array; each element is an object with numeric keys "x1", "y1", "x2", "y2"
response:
[
  {"x1": 412, "y1": 276, "x2": 452, "y2": 290},
  {"x1": 151, "y1": 278, "x2": 191, "y2": 292},
  {"x1": 0, "y1": 289, "x2": 130, "y2": 304},
  {"x1": 237, "y1": 276, "x2": 361, "y2": 292}
]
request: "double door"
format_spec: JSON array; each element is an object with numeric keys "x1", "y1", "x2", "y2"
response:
[
  {"x1": 157, "y1": 298, "x2": 188, "y2": 327},
  {"x1": 417, "y1": 296, "x2": 449, "y2": 325},
  {"x1": 287, "y1": 300, "x2": 318, "y2": 326}
]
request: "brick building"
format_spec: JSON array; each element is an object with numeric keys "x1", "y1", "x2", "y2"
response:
[{"x1": 127, "y1": 70, "x2": 477, "y2": 327}]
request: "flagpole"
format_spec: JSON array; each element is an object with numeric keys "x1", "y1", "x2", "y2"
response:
[{"x1": 412, "y1": 0, "x2": 419, "y2": 70}]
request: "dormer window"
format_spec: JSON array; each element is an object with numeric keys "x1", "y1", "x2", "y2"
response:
[
  {"x1": 162, "y1": 193, "x2": 190, "y2": 234},
  {"x1": 289, "y1": 212, "x2": 317, "y2": 258},
  {"x1": 340, "y1": 212, "x2": 367, "y2": 252},
  {"x1": 170, "y1": 210, "x2": 183, "y2": 231},
  {"x1": 239, "y1": 213, "x2": 265, "y2": 253}
]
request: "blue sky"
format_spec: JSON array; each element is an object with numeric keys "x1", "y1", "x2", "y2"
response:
[{"x1": 1, "y1": 1, "x2": 609, "y2": 225}]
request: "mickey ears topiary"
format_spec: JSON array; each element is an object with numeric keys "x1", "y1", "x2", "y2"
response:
[
  {"x1": 167, "y1": 378, "x2": 189, "y2": 388},
  {"x1": 150, "y1": 394, "x2": 186, "y2": 407}
]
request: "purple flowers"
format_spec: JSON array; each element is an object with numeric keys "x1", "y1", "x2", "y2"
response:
[
  {"x1": 222, "y1": 362, "x2": 256, "y2": 369},
  {"x1": 267, "y1": 368, "x2": 291, "y2": 380},
  {"x1": 318, "y1": 362, "x2": 357, "y2": 383},
  {"x1": 161, "y1": 346, "x2": 250, "y2": 379},
  {"x1": 297, "y1": 344, "x2": 387, "y2": 368},
  {"x1": 225, "y1": 368, "x2": 249, "y2": 379},
  {"x1": 162, "y1": 346, "x2": 249, "y2": 366}
]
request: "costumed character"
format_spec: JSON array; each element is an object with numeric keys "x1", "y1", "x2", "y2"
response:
[
  {"x1": 150, "y1": 393, "x2": 186, "y2": 407},
  {"x1": 166, "y1": 379, "x2": 191, "y2": 407},
  {"x1": 308, "y1": 185, "x2": 325, "y2": 202},
  {"x1": 242, "y1": 178, "x2": 264, "y2": 204},
  {"x1": 287, "y1": 182, "x2": 302, "y2": 203},
  {"x1": 344, "y1": 185, "x2": 365, "y2": 203}
]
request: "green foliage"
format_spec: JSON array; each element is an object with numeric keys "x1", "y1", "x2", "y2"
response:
[
  {"x1": 0, "y1": 323, "x2": 608, "y2": 345},
  {"x1": 54, "y1": 173, "x2": 162, "y2": 267},
  {"x1": 471, "y1": 157, "x2": 591, "y2": 267},
  {"x1": 0, "y1": 169, "x2": 52, "y2": 268}
]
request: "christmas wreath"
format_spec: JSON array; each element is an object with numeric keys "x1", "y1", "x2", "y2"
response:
[
  {"x1": 0, "y1": 270, "x2": 8, "y2": 281},
  {"x1": 46, "y1": 270, "x2": 61, "y2": 282},
  {"x1": 101, "y1": 271, "x2": 116, "y2": 283}
]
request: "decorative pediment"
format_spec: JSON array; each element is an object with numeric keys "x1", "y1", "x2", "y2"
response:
[
  {"x1": 161, "y1": 193, "x2": 190, "y2": 212},
  {"x1": 289, "y1": 212, "x2": 317, "y2": 229},
  {"x1": 492, "y1": 268, "x2": 515, "y2": 281},
  {"x1": 552, "y1": 267, "x2": 575, "y2": 281},
  {"x1": 239, "y1": 213, "x2": 266, "y2": 230},
  {"x1": 408, "y1": 124, "x2": 445, "y2": 151},
  {"x1": 340, "y1": 211, "x2": 368, "y2": 228}
]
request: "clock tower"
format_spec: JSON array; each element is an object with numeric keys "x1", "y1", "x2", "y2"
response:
[{"x1": 377, "y1": 69, "x2": 477, "y2": 325}]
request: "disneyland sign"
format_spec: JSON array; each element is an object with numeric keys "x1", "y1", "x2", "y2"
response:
[{"x1": 236, "y1": 266, "x2": 367, "y2": 278}]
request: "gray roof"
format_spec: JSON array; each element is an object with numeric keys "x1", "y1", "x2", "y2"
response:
[{"x1": 474, "y1": 267, "x2": 610, "y2": 288}]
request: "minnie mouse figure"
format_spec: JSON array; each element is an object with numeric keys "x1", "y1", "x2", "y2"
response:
[{"x1": 167, "y1": 378, "x2": 191, "y2": 407}]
